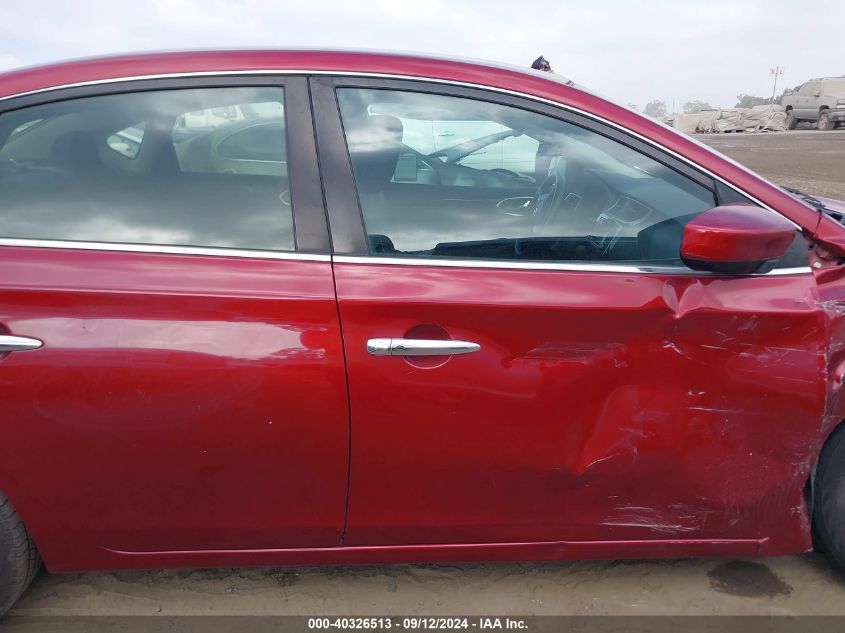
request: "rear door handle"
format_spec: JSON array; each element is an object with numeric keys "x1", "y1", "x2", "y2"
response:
[
  {"x1": 0, "y1": 335, "x2": 43, "y2": 352},
  {"x1": 367, "y1": 338, "x2": 480, "y2": 356}
]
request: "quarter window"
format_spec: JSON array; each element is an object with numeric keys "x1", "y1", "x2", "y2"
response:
[
  {"x1": 106, "y1": 123, "x2": 146, "y2": 159},
  {"x1": 0, "y1": 87, "x2": 293, "y2": 251},
  {"x1": 337, "y1": 88, "x2": 719, "y2": 265}
]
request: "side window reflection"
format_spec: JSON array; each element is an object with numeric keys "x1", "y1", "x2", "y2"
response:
[
  {"x1": 0, "y1": 87, "x2": 294, "y2": 251},
  {"x1": 337, "y1": 88, "x2": 723, "y2": 266}
]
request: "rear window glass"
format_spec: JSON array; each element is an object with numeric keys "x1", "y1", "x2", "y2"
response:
[{"x1": 0, "y1": 87, "x2": 294, "y2": 252}]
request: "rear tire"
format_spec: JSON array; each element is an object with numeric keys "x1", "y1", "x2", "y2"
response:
[
  {"x1": 818, "y1": 110, "x2": 834, "y2": 131},
  {"x1": 786, "y1": 109, "x2": 798, "y2": 130},
  {"x1": 0, "y1": 493, "x2": 40, "y2": 616}
]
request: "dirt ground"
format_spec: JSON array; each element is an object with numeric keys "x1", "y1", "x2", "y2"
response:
[
  {"x1": 697, "y1": 129, "x2": 845, "y2": 200},
  {"x1": 6, "y1": 128, "x2": 845, "y2": 628},
  {"x1": 7, "y1": 554, "x2": 845, "y2": 619}
]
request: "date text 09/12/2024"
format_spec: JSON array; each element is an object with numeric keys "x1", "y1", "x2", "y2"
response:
[{"x1": 307, "y1": 617, "x2": 528, "y2": 630}]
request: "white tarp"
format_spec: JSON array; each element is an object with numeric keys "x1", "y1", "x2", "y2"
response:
[
  {"x1": 742, "y1": 104, "x2": 787, "y2": 132},
  {"x1": 672, "y1": 113, "x2": 701, "y2": 134},
  {"x1": 672, "y1": 105, "x2": 787, "y2": 133}
]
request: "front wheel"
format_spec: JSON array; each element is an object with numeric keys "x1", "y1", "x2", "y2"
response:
[
  {"x1": 818, "y1": 110, "x2": 835, "y2": 131},
  {"x1": 0, "y1": 493, "x2": 40, "y2": 616},
  {"x1": 814, "y1": 424, "x2": 845, "y2": 570},
  {"x1": 786, "y1": 110, "x2": 798, "y2": 130}
]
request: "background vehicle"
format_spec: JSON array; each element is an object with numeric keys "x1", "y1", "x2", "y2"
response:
[
  {"x1": 1, "y1": 50, "x2": 845, "y2": 616},
  {"x1": 782, "y1": 77, "x2": 845, "y2": 130}
]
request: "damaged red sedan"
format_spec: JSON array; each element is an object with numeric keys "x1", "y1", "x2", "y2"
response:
[{"x1": 1, "y1": 50, "x2": 845, "y2": 614}]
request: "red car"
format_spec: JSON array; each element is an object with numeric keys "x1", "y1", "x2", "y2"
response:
[{"x1": 1, "y1": 49, "x2": 845, "y2": 614}]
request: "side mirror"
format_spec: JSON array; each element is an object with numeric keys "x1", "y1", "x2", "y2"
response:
[{"x1": 680, "y1": 205, "x2": 795, "y2": 274}]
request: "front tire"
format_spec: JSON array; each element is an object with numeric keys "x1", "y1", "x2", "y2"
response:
[
  {"x1": 818, "y1": 110, "x2": 834, "y2": 131},
  {"x1": 814, "y1": 424, "x2": 845, "y2": 569},
  {"x1": 0, "y1": 493, "x2": 40, "y2": 616},
  {"x1": 786, "y1": 109, "x2": 798, "y2": 130}
]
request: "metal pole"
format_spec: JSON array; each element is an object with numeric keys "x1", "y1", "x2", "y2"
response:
[{"x1": 770, "y1": 66, "x2": 784, "y2": 103}]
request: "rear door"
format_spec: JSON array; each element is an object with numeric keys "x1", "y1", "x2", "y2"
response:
[
  {"x1": 312, "y1": 76, "x2": 822, "y2": 549},
  {"x1": 798, "y1": 82, "x2": 819, "y2": 119},
  {"x1": 0, "y1": 78, "x2": 349, "y2": 566}
]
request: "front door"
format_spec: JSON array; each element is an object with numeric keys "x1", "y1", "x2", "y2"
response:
[
  {"x1": 313, "y1": 77, "x2": 824, "y2": 547},
  {"x1": 0, "y1": 78, "x2": 349, "y2": 565}
]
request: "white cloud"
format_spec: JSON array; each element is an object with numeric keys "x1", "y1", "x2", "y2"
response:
[{"x1": 0, "y1": 0, "x2": 840, "y2": 109}]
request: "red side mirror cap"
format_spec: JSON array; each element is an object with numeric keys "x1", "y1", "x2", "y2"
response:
[{"x1": 681, "y1": 205, "x2": 796, "y2": 274}]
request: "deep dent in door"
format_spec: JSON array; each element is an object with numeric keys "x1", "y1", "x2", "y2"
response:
[{"x1": 336, "y1": 260, "x2": 831, "y2": 553}]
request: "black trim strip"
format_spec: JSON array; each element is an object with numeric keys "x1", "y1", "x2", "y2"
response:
[{"x1": 309, "y1": 77, "x2": 369, "y2": 255}]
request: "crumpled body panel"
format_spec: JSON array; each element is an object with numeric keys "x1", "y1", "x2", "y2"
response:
[
  {"x1": 338, "y1": 262, "x2": 828, "y2": 552},
  {"x1": 813, "y1": 264, "x2": 845, "y2": 525}
]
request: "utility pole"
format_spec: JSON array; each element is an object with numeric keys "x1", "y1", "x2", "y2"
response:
[{"x1": 770, "y1": 66, "x2": 785, "y2": 103}]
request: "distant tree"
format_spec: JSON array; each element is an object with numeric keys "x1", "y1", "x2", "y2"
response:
[
  {"x1": 683, "y1": 100, "x2": 712, "y2": 113},
  {"x1": 627, "y1": 103, "x2": 639, "y2": 111},
  {"x1": 644, "y1": 100, "x2": 668, "y2": 119},
  {"x1": 735, "y1": 93, "x2": 772, "y2": 108},
  {"x1": 734, "y1": 87, "x2": 797, "y2": 108},
  {"x1": 776, "y1": 86, "x2": 797, "y2": 105}
]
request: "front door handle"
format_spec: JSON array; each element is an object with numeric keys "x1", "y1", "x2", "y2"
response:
[
  {"x1": 367, "y1": 338, "x2": 480, "y2": 356},
  {"x1": 0, "y1": 335, "x2": 43, "y2": 352}
]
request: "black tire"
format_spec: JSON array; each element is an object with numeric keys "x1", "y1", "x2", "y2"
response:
[
  {"x1": 818, "y1": 110, "x2": 835, "y2": 131},
  {"x1": 814, "y1": 423, "x2": 845, "y2": 569},
  {"x1": 0, "y1": 493, "x2": 41, "y2": 616},
  {"x1": 786, "y1": 109, "x2": 798, "y2": 130}
]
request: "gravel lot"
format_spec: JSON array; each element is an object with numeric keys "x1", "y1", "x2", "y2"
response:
[
  {"x1": 7, "y1": 555, "x2": 845, "y2": 619},
  {"x1": 697, "y1": 129, "x2": 845, "y2": 200},
  {"x1": 6, "y1": 128, "x2": 845, "y2": 628}
]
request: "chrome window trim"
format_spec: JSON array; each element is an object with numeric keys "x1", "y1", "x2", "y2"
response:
[
  {"x1": 0, "y1": 238, "x2": 809, "y2": 275},
  {"x1": 0, "y1": 237, "x2": 330, "y2": 262},
  {"x1": 333, "y1": 255, "x2": 812, "y2": 277}
]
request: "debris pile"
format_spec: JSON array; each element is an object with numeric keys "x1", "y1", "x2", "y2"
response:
[{"x1": 671, "y1": 105, "x2": 787, "y2": 134}]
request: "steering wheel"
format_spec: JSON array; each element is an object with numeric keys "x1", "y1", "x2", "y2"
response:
[
  {"x1": 532, "y1": 156, "x2": 594, "y2": 234},
  {"x1": 531, "y1": 156, "x2": 569, "y2": 234}
]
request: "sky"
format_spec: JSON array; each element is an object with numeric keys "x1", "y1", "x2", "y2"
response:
[{"x1": 1, "y1": 0, "x2": 841, "y2": 111}]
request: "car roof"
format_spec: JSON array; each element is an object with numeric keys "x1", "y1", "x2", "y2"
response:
[{"x1": 0, "y1": 49, "x2": 577, "y2": 102}]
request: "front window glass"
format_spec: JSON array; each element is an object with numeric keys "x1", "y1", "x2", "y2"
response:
[
  {"x1": 0, "y1": 87, "x2": 293, "y2": 251},
  {"x1": 337, "y1": 88, "x2": 717, "y2": 265}
]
